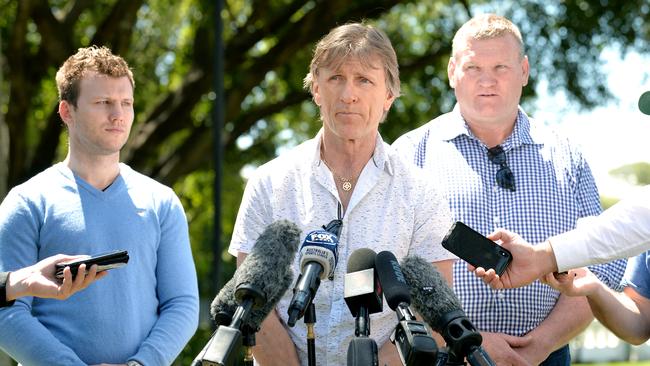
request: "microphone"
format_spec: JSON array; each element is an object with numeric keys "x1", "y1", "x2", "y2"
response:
[
  {"x1": 287, "y1": 228, "x2": 339, "y2": 327},
  {"x1": 639, "y1": 91, "x2": 650, "y2": 115},
  {"x1": 191, "y1": 279, "x2": 236, "y2": 366},
  {"x1": 209, "y1": 278, "x2": 237, "y2": 328},
  {"x1": 345, "y1": 248, "x2": 380, "y2": 366},
  {"x1": 344, "y1": 248, "x2": 383, "y2": 336},
  {"x1": 347, "y1": 337, "x2": 379, "y2": 366},
  {"x1": 375, "y1": 251, "x2": 411, "y2": 311},
  {"x1": 375, "y1": 251, "x2": 438, "y2": 366},
  {"x1": 196, "y1": 220, "x2": 301, "y2": 366},
  {"x1": 400, "y1": 255, "x2": 495, "y2": 366}
]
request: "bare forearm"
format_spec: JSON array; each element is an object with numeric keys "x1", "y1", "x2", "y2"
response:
[
  {"x1": 527, "y1": 294, "x2": 592, "y2": 353},
  {"x1": 536, "y1": 241, "x2": 559, "y2": 275},
  {"x1": 5, "y1": 271, "x2": 28, "y2": 301},
  {"x1": 589, "y1": 287, "x2": 650, "y2": 345},
  {"x1": 253, "y1": 310, "x2": 300, "y2": 366},
  {"x1": 378, "y1": 339, "x2": 401, "y2": 366}
]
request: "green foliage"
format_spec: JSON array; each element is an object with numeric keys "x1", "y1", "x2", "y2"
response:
[
  {"x1": 610, "y1": 162, "x2": 650, "y2": 186},
  {"x1": 601, "y1": 195, "x2": 620, "y2": 210}
]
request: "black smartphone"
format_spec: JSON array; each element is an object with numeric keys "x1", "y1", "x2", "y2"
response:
[
  {"x1": 441, "y1": 222, "x2": 512, "y2": 276},
  {"x1": 55, "y1": 250, "x2": 129, "y2": 279}
]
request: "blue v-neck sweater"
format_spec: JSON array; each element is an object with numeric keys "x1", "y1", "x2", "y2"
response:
[{"x1": 0, "y1": 163, "x2": 199, "y2": 365}]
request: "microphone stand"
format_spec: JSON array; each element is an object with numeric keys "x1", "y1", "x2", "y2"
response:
[
  {"x1": 202, "y1": 284, "x2": 265, "y2": 366},
  {"x1": 347, "y1": 306, "x2": 379, "y2": 366},
  {"x1": 242, "y1": 325, "x2": 256, "y2": 366},
  {"x1": 304, "y1": 302, "x2": 317, "y2": 366},
  {"x1": 191, "y1": 331, "x2": 214, "y2": 366},
  {"x1": 355, "y1": 307, "x2": 370, "y2": 337}
]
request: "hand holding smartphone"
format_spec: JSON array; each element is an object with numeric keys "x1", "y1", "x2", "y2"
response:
[
  {"x1": 442, "y1": 222, "x2": 512, "y2": 276},
  {"x1": 55, "y1": 250, "x2": 129, "y2": 279}
]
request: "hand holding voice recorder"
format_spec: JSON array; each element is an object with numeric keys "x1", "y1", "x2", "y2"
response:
[
  {"x1": 55, "y1": 250, "x2": 129, "y2": 279},
  {"x1": 442, "y1": 222, "x2": 512, "y2": 276}
]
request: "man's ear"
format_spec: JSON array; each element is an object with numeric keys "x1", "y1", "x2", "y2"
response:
[
  {"x1": 521, "y1": 55, "x2": 530, "y2": 87},
  {"x1": 58, "y1": 101, "x2": 73, "y2": 126},
  {"x1": 447, "y1": 57, "x2": 457, "y2": 89},
  {"x1": 383, "y1": 92, "x2": 396, "y2": 112},
  {"x1": 312, "y1": 81, "x2": 321, "y2": 106}
]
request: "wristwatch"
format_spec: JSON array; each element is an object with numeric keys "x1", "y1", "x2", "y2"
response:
[
  {"x1": 0, "y1": 272, "x2": 15, "y2": 307},
  {"x1": 127, "y1": 361, "x2": 143, "y2": 366}
]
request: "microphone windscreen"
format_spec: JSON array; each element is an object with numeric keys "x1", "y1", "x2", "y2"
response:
[
  {"x1": 213, "y1": 220, "x2": 300, "y2": 330},
  {"x1": 375, "y1": 251, "x2": 411, "y2": 311},
  {"x1": 639, "y1": 91, "x2": 650, "y2": 115},
  {"x1": 234, "y1": 219, "x2": 301, "y2": 298},
  {"x1": 347, "y1": 248, "x2": 377, "y2": 273},
  {"x1": 209, "y1": 277, "x2": 237, "y2": 326},
  {"x1": 400, "y1": 255, "x2": 462, "y2": 332},
  {"x1": 247, "y1": 268, "x2": 294, "y2": 329}
]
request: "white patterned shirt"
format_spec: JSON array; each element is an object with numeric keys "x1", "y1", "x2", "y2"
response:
[
  {"x1": 229, "y1": 129, "x2": 455, "y2": 365},
  {"x1": 393, "y1": 106, "x2": 627, "y2": 336}
]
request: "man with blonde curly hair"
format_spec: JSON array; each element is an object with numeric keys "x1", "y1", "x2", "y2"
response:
[{"x1": 0, "y1": 46, "x2": 198, "y2": 366}]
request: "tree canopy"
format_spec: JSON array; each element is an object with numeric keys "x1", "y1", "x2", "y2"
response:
[{"x1": 1, "y1": 0, "x2": 649, "y2": 363}]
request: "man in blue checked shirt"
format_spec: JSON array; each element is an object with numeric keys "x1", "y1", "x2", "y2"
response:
[{"x1": 393, "y1": 14, "x2": 627, "y2": 366}]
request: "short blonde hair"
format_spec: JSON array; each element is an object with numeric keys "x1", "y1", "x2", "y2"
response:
[
  {"x1": 303, "y1": 23, "x2": 400, "y2": 98},
  {"x1": 56, "y1": 45, "x2": 134, "y2": 106},
  {"x1": 452, "y1": 14, "x2": 525, "y2": 59}
]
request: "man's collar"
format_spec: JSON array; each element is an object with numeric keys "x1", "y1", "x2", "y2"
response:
[
  {"x1": 438, "y1": 105, "x2": 546, "y2": 148},
  {"x1": 312, "y1": 129, "x2": 393, "y2": 176}
]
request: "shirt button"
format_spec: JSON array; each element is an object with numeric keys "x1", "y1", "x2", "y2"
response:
[
  {"x1": 493, "y1": 216, "x2": 500, "y2": 225},
  {"x1": 497, "y1": 291, "x2": 505, "y2": 300}
]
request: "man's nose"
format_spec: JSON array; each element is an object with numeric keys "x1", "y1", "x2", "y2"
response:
[{"x1": 340, "y1": 81, "x2": 359, "y2": 103}]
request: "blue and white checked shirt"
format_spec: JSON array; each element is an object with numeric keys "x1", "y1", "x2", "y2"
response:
[{"x1": 393, "y1": 105, "x2": 627, "y2": 336}]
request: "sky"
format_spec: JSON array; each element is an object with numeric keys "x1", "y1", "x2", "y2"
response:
[{"x1": 533, "y1": 48, "x2": 650, "y2": 200}]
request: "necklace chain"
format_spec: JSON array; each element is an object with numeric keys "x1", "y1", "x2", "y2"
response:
[{"x1": 321, "y1": 157, "x2": 355, "y2": 192}]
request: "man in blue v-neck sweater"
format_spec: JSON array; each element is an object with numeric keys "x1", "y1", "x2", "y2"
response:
[{"x1": 0, "y1": 46, "x2": 198, "y2": 366}]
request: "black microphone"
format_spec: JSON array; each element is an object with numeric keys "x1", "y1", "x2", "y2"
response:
[
  {"x1": 639, "y1": 91, "x2": 650, "y2": 115},
  {"x1": 347, "y1": 337, "x2": 379, "y2": 366},
  {"x1": 196, "y1": 220, "x2": 301, "y2": 366},
  {"x1": 375, "y1": 251, "x2": 438, "y2": 366},
  {"x1": 400, "y1": 255, "x2": 495, "y2": 366},
  {"x1": 287, "y1": 229, "x2": 339, "y2": 327},
  {"x1": 344, "y1": 249, "x2": 381, "y2": 366},
  {"x1": 344, "y1": 248, "x2": 383, "y2": 336},
  {"x1": 375, "y1": 251, "x2": 411, "y2": 311}
]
